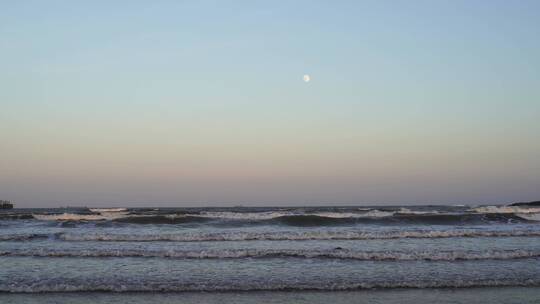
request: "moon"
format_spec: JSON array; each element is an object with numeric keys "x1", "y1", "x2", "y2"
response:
[{"x1": 303, "y1": 74, "x2": 310, "y2": 82}]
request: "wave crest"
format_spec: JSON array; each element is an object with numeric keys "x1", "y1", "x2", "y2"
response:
[
  {"x1": 26, "y1": 207, "x2": 540, "y2": 226},
  {"x1": 0, "y1": 234, "x2": 49, "y2": 241},
  {"x1": 2, "y1": 248, "x2": 538, "y2": 261},
  {"x1": 1, "y1": 278, "x2": 539, "y2": 293},
  {"x1": 46, "y1": 229, "x2": 540, "y2": 242}
]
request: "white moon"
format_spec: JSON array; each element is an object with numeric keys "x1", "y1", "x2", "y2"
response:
[{"x1": 303, "y1": 74, "x2": 310, "y2": 82}]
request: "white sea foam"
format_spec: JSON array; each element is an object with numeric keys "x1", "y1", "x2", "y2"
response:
[
  {"x1": 2, "y1": 278, "x2": 539, "y2": 293},
  {"x1": 194, "y1": 211, "x2": 291, "y2": 220},
  {"x1": 89, "y1": 208, "x2": 127, "y2": 213},
  {"x1": 470, "y1": 206, "x2": 540, "y2": 214},
  {"x1": 33, "y1": 213, "x2": 128, "y2": 221},
  {"x1": 358, "y1": 210, "x2": 395, "y2": 217},
  {"x1": 29, "y1": 206, "x2": 538, "y2": 223},
  {"x1": 194, "y1": 210, "x2": 397, "y2": 220},
  {"x1": 32, "y1": 211, "x2": 394, "y2": 222},
  {"x1": 396, "y1": 208, "x2": 436, "y2": 215},
  {"x1": 56, "y1": 229, "x2": 540, "y2": 242},
  {"x1": 1, "y1": 248, "x2": 538, "y2": 261},
  {"x1": 515, "y1": 213, "x2": 540, "y2": 221},
  {"x1": 193, "y1": 208, "x2": 438, "y2": 220}
]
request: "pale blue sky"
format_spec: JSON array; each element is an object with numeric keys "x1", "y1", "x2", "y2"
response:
[{"x1": 1, "y1": 1, "x2": 539, "y2": 207}]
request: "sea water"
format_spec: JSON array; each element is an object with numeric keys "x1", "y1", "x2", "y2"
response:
[{"x1": 1, "y1": 205, "x2": 539, "y2": 302}]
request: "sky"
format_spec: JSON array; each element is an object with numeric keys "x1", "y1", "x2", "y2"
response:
[{"x1": 1, "y1": 0, "x2": 539, "y2": 207}]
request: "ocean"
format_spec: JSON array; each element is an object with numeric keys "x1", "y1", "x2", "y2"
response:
[{"x1": 1, "y1": 205, "x2": 539, "y2": 303}]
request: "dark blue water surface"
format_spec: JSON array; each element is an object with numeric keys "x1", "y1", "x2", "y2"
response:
[{"x1": 1, "y1": 205, "x2": 539, "y2": 302}]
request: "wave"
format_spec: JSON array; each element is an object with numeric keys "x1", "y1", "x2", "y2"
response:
[
  {"x1": 30, "y1": 213, "x2": 207, "y2": 224},
  {"x1": 271, "y1": 215, "x2": 360, "y2": 226},
  {"x1": 28, "y1": 211, "x2": 538, "y2": 226},
  {"x1": 2, "y1": 248, "x2": 539, "y2": 261},
  {"x1": 194, "y1": 209, "x2": 399, "y2": 220},
  {"x1": 470, "y1": 206, "x2": 540, "y2": 214},
  {"x1": 4, "y1": 228, "x2": 539, "y2": 243},
  {"x1": 515, "y1": 213, "x2": 540, "y2": 221},
  {"x1": 27, "y1": 209, "x2": 426, "y2": 223},
  {"x1": 187, "y1": 208, "x2": 434, "y2": 220},
  {"x1": 30, "y1": 229, "x2": 540, "y2": 242},
  {"x1": 33, "y1": 213, "x2": 126, "y2": 221},
  {"x1": 1, "y1": 278, "x2": 539, "y2": 293},
  {"x1": 30, "y1": 211, "x2": 397, "y2": 223},
  {"x1": 113, "y1": 215, "x2": 212, "y2": 224},
  {"x1": 270, "y1": 213, "x2": 530, "y2": 226},
  {"x1": 0, "y1": 234, "x2": 49, "y2": 241},
  {"x1": 89, "y1": 208, "x2": 127, "y2": 213},
  {"x1": 0, "y1": 214, "x2": 34, "y2": 220}
]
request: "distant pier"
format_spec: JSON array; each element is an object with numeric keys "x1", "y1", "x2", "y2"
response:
[{"x1": 0, "y1": 200, "x2": 14, "y2": 209}]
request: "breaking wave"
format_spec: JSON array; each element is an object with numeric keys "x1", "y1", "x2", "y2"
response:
[
  {"x1": 0, "y1": 234, "x2": 49, "y2": 241},
  {"x1": 20, "y1": 205, "x2": 540, "y2": 226},
  {"x1": 33, "y1": 213, "x2": 127, "y2": 221},
  {"x1": 89, "y1": 208, "x2": 127, "y2": 213},
  {"x1": 268, "y1": 213, "x2": 530, "y2": 226},
  {"x1": 515, "y1": 213, "x2": 540, "y2": 221},
  {"x1": 0, "y1": 214, "x2": 34, "y2": 220},
  {"x1": 2, "y1": 229, "x2": 539, "y2": 242},
  {"x1": 29, "y1": 213, "x2": 535, "y2": 226},
  {"x1": 470, "y1": 206, "x2": 540, "y2": 214},
  {"x1": 113, "y1": 215, "x2": 212, "y2": 224},
  {"x1": 1, "y1": 278, "x2": 539, "y2": 293},
  {"x1": 2, "y1": 248, "x2": 539, "y2": 261}
]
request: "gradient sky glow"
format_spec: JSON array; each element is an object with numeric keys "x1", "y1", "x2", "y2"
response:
[{"x1": 1, "y1": 1, "x2": 540, "y2": 207}]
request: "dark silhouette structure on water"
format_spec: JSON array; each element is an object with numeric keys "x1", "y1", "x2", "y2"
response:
[{"x1": 0, "y1": 200, "x2": 14, "y2": 209}]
